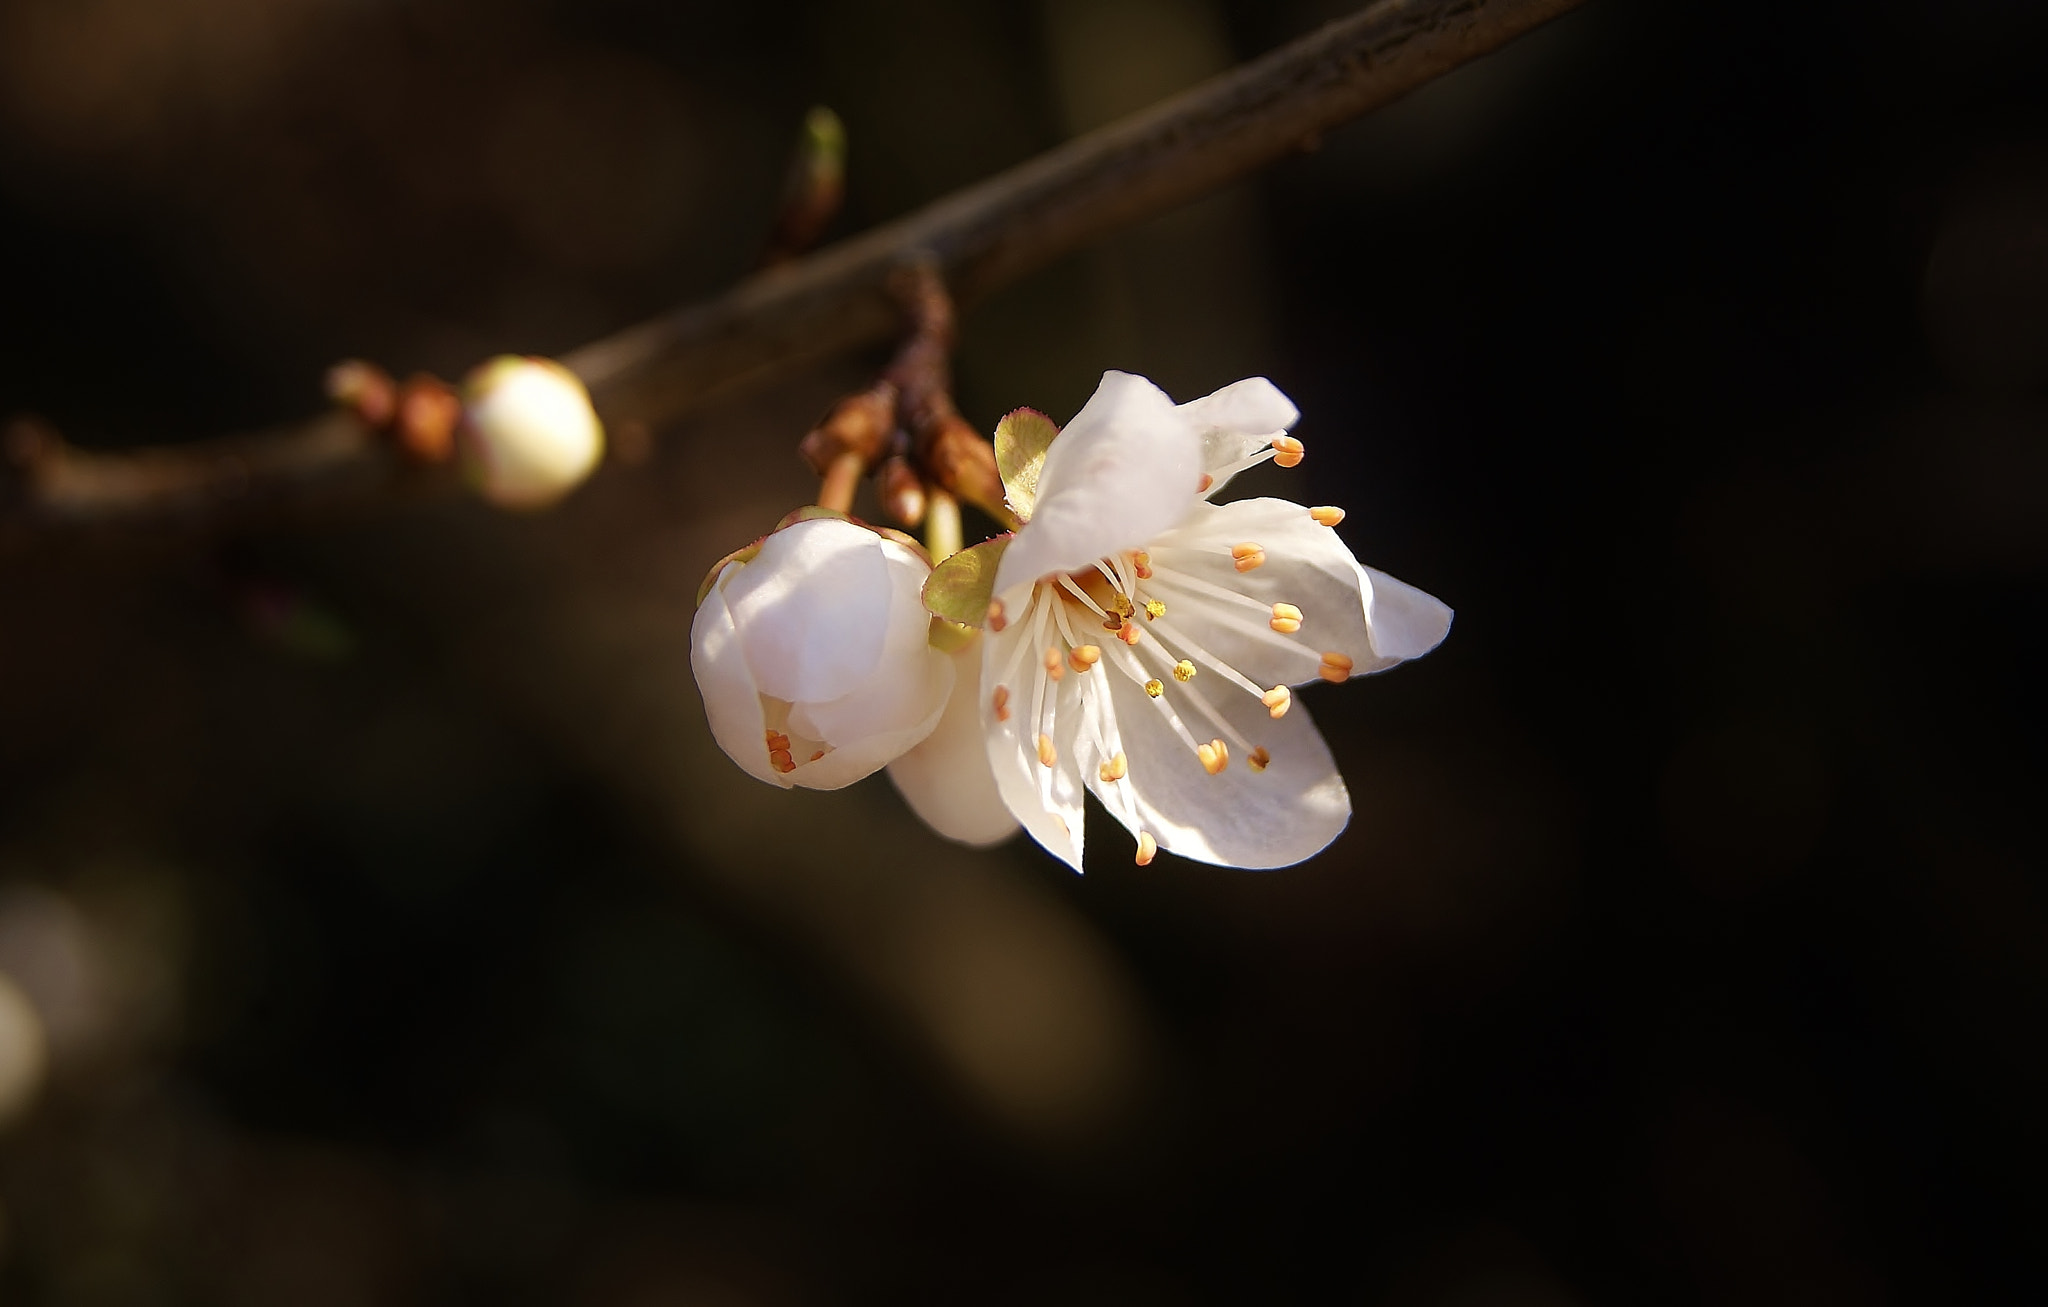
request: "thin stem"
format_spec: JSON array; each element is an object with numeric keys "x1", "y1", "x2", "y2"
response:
[
  {"x1": 816, "y1": 450, "x2": 865, "y2": 514},
  {"x1": 924, "y1": 488, "x2": 962, "y2": 562}
]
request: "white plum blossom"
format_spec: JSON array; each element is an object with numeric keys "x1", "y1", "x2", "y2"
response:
[
  {"x1": 910, "y1": 371, "x2": 1452, "y2": 871},
  {"x1": 458, "y1": 355, "x2": 605, "y2": 509},
  {"x1": 693, "y1": 513, "x2": 955, "y2": 790}
]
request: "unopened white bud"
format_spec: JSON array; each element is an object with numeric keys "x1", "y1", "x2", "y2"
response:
[
  {"x1": 692, "y1": 515, "x2": 954, "y2": 791},
  {"x1": 458, "y1": 355, "x2": 604, "y2": 510}
]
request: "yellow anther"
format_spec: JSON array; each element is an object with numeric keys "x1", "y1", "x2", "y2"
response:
[
  {"x1": 1119, "y1": 623, "x2": 1143, "y2": 646},
  {"x1": 1099, "y1": 752, "x2": 1128, "y2": 783},
  {"x1": 765, "y1": 730, "x2": 791, "y2": 751},
  {"x1": 1135, "y1": 831, "x2": 1158, "y2": 866},
  {"x1": 1132, "y1": 551, "x2": 1153, "y2": 579},
  {"x1": 1261, "y1": 685, "x2": 1292, "y2": 719},
  {"x1": 1144, "y1": 599, "x2": 1166, "y2": 620},
  {"x1": 1319, "y1": 651, "x2": 1355, "y2": 684},
  {"x1": 1037, "y1": 734, "x2": 1058, "y2": 768},
  {"x1": 1310, "y1": 505, "x2": 1346, "y2": 527},
  {"x1": 987, "y1": 597, "x2": 1007, "y2": 632},
  {"x1": 809, "y1": 750, "x2": 826, "y2": 762},
  {"x1": 1248, "y1": 746, "x2": 1272, "y2": 773},
  {"x1": 1198, "y1": 473, "x2": 1214, "y2": 493},
  {"x1": 1102, "y1": 611, "x2": 1124, "y2": 632},
  {"x1": 1043, "y1": 646, "x2": 1065, "y2": 681},
  {"x1": 1270, "y1": 603, "x2": 1303, "y2": 634},
  {"x1": 992, "y1": 685, "x2": 1012, "y2": 722},
  {"x1": 769, "y1": 749, "x2": 796, "y2": 774},
  {"x1": 1271, "y1": 435, "x2": 1305, "y2": 468},
  {"x1": 1144, "y1": 678, "x2": 1164, "y2": 698},
  {"x1": 1172, "y1": 659, "x2": 1198, "y2": 683},
  {"x1": 1113, "y1": 593, "x2": 1135, "y2": 618},
  {"x1": 1197, "y1": 739, "x2": 1230, "y2": 775},
  {"x1": 1068, "y1": 644, "x2": 1102, "y2": 673},
  {"x1": 1231, "y1": 542, "x2": 1267, "y2": 573}
]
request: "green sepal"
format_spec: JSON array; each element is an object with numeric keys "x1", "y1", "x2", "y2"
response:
[
  {"x1": 993, "y1": 407, "x2": 1059, "y2": 522},
  {"x1": 927, "y1": 616, "x2": 978, "y2": 654},
  {"x1": 922, "y1": 534, "x2": 1010, "y2": 627},
  {"x1": 774, "y1": 504, "x2": 851, "y2": 532}
]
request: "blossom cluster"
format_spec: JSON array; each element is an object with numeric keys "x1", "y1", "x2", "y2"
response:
[{"x1": 691, "y1": 372, "x2": 1451, "y2": 870}]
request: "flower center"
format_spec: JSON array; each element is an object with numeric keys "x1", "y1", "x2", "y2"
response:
[{"x1": 987, "y1": 534, "x2": 1356, "y2": 862}]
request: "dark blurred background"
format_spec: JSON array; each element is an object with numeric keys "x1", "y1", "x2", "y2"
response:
[{"x1": 1, "y1": 0, "x2": 2044, "y2": 1301}]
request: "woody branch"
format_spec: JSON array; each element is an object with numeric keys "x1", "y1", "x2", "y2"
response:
[{"x1": 0, "y1": 0, "x2": 1586, "y2": 545}]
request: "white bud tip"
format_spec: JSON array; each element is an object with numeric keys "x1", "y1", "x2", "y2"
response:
[{"x1": 460, "y1": 355, "x2": 604, "y2": 510}]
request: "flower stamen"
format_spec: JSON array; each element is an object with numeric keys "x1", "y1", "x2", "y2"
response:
[
  {"x1": 1248, "y1": 746, "x2": 1272, "y2": 772},
  {"x1": 1270, "y1": 603, "x2": 1303, "y2": 634},
  {"x1": 1231, "y1": 542, "x2": 1267, "y2": 573},
  {"x1": 1099, "y1": 752, "x2": 1128, "y2": 782},
  {"x1": 1068, "y1": 644, "x2": 1101, "y2": 673},
  {"x1": 1144, "y1": 678, "x2": 1164, "y2": 698},
  {"x1": 1037, "y1": 733, "x2": 1058, "y2": 768},
  {"x1": 992, "y1": 685, "x2": 1012, "y2": 721},
  {"x1": 1135, "y1": 831, "x2": 1157, "y2": 866},
  {"x1": 1271, "y1": 435, "x2": 1305, "y2": 468},
  {"x1": 1172, "y1": 659, "x2": 1198, "y2": 683},
  {"x1": 1319, "y1": 651, "x2": 1355, "y2": 683},
  {"x1": 1197, "y1": 739, "x2": 1230, "y2": 775},
  {"x1": 1262, "y1": 686, "x2": 1292, "y2": 718},
  {"x1": 1043, "y1": 646, "x2": 1065, "y2": 681},
  {"x1": 1309, "y1": 505, "x2": 1345, "y2": 526},
  {"x1": 1144, "y1": 599, "x2": 1166, "y2": 620}
]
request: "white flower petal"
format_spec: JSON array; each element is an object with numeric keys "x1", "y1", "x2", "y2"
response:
[
  {"x1": 689, "y1": 580, "x2": 791, "y2": 789},
  {"x1": 789, "y1": 541, "x2": 947, "y2": 744},
  {"x1": 1098, "y1": 662, "x2": 1349, "y2": 869},
  {"x1": 888, "y1": 642, "x2": 1020, "y2": 846},
  {"x1": 993, "y1": 371, "x2": 1200, "y2": 600},
  {"x1": 784, "y1": 647, "x2": 952, "y2": 791},
  {"x1": 723, "y1": 517, "x2": 893, "y2": 703},
  {"x1": 978, "y1": 598, "x2": 1087, "y2": 870},
  {"x1": 1361, "y1": 564, "x2": 1456, "y2": 666},
  {"x1": 1143, "y1": 497, "x2": 1450, "y2": 686},
  {"x1": 1177, "y1": 376, "x2": 1299, "y2": 494}
]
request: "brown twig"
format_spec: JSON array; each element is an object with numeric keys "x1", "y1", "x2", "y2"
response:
[{"x1": 0, "y1": 0, "x2": 1587, "y2": 546}]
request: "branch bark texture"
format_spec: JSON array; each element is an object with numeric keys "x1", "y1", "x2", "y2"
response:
[{"x1": 3, "y1": 0, "x2": 1586, "y2": 541}]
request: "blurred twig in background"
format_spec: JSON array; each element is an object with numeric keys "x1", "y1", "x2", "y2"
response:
[{"x1": 0, "y1": 0, "x2": 1585, "y2": 544}]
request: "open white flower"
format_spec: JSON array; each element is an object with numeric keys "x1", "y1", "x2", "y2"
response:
[
  {"x1": 917, "y1": 371, "x2": 1451, "y2": 871},
  {"x1": 693, "y1": 513, "x2": 954, "y2": 790}
]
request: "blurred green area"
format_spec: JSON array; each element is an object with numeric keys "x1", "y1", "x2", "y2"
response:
[{"x1": 1, "y1": 0, "x2": 2046, "y2": 1302}]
